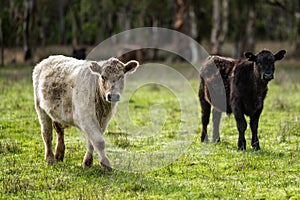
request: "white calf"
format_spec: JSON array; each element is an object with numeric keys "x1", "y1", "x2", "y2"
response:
[{"x1": 33, "y1": 55, "x2": 139, "y2": 170}]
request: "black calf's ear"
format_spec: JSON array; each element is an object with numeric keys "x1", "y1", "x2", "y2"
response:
[
  {"x1": 274, "y1": 50, "x2": 286, "y2": 61},
  {"x1": 244, "y1": 52, "x2": 256, "y2": 62},
  {"x1": 124, "y1": 60, "x2": 139, "y2": 74}
]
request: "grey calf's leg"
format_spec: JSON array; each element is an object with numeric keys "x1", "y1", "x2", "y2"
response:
[
  {"x1": 212, "y1": 109, "x2": 222, "y2": 143},
  {"x1": 91, "y1": 136, "x2": 111, "y2": 171},
  {"x1": 80, "y1": 123, "x2": 112, "y2": 171},
  {"x1": 83, "y1": 139, "x2": 94, "y2": 168},
  {"x1": 36, "y1": 108, "x2": 55, "y2": 164},
  {"x1": 53, "y1": 122, "x2": 65, "y2": 161}
]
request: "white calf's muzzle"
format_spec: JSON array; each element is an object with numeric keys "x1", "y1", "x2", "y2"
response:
[{"x1": 106, "y1": 93, "x2": 121, "y2": 102}]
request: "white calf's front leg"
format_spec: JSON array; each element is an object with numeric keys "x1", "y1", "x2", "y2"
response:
[
  {"x1": 91, "y1": 136, "x2": 111, "y2": 171},
  {"x1": 79, "y1": 121, "x2": 112, "y2": 171}
]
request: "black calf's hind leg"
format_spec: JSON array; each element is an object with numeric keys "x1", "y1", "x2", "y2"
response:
[
  {"x1": 53, "y1": 122, "x2": 65, "y2": 161},
  {"x1": 199, "y1": 95, "x2": 211, "y2": 142},
  {"x1": 212, "y1": 109, "x2": 222, "y2": 143}
]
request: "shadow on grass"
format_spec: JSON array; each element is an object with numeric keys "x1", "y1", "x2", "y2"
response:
[{"x1": 201, "y1": 139, "x2": 291, "y2": 159}]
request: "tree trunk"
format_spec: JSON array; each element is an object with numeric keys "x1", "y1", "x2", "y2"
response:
[
  {"x1": 234, "y1": 1, "x2": 256, "y2": 58},
  {"x1": 119, "y1": 4, "x2": 131, "y2": 31},
  {"x1": 72, "y1": 16, "x2": 77, "y2": 47},
  {"x1": 23, "y1": 0, "x2": 33, "y2": 61},
  {"x1": 95, "y1": 0, "x2": 103, "y2": 43},
  {"x1": 294, "y1": 9, "x2": 300, "y2": 54},
  {"x1": 0, "y1": 18, "x2": 3, "y2": 67},
  {"x1": 189, "y1": 6, "x2": 197, "y2": 39},
  {"x1": 219, "y1": 0, "x2": 228, "y2": 46},
  {"x1": 174, "y1": 0, "x2": 189, "y2": 34},
  {"x1": 210, "y1": 0, "x2": 221, "y2": 54},
  {"x1": 174, "y1": 0, "x2": 192, "y2": 61},
  {"x1": 58, "y1": 0, "x2": 65, "y2": 44},
  {"x1": 71, "y1": 0, "x2": 82, "y2": 47},
  {"x1": 210, "y1": 0, "x2": 228, "y2": 55},
  {"x1": 242, "y1": 3, "x2": 256, "y2": 53},
  {"x1": 191, "y1": 1, "x2": 207, "y2": 43}
]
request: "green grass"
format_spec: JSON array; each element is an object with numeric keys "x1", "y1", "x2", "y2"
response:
[{"x1": 0, "y1": 64, "x2": 299, "y2": 199}]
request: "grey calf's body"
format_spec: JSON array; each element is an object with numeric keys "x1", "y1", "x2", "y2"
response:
[{"x1": 33, "y1": 55, "x2": 139, "y2": 170}]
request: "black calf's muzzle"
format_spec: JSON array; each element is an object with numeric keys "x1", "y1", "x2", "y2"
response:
[
  {"x1": 106, "y1": 93, "x2": 121, "y2": 102},
  {"x1": 263, "y1": 73, "x2": 274, "y2": 81}
]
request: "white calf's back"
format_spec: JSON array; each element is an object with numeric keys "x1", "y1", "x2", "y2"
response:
[{"x1": 33, "y1": 55, "x2": 104, "y2": 127}]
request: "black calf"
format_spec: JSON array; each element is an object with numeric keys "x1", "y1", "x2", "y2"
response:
[{"x1": 199, "y1": 49, "x2": 286, "y2": 150}]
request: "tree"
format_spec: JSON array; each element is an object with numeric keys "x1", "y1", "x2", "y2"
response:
[
  {"x1": 0, "y1": 0, "x2": 300, "y2": 63},
  {"x1": 232, "y1": 0, "x2": 256, "y2": 58},
  {"x1": 210, "y1": 0, "x2": 228, "y2": 55},
  {"x1": 190, "y1": 0, "x2": 212, "y2": 43},
  {"x1": 0, "y1": 18, "x2": 3, "y2": 66},
  {"x1": 23, "y1": 0, "x2": 35, "y2": 61},
  {"x1": 264, "y1": 0, "x2": 299, "y2": 55},
  {"x1": 295, "y1": 11, "x2": 300, "y2": 54},
  {"x1": 290, "y1": 1, "x2": 300, "y2": 53},
  {"x1": 241, "y1": 2, "x2": 255, "y2": 55},
  {"x1": 70, "y1": 0, "x2": 83, "y2": 47},
  {"x1": 174, "y1": 0, "x2": 189, "y2": 34},
  {"x1": 58, "y1": 0, "x2": 65, "y2": 44}
]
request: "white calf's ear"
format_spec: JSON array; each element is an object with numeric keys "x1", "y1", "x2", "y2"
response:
[
  {"x1": 89, "y1": 62, "x2": 102, "y2": 75},
  {"x1": 124, "y1": 60, "x2": 139, "y2": 74}
]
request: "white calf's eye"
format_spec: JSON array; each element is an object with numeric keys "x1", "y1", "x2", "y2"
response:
[{"x1": 101, "y1": 75, "x2": 107, "y2": 81}]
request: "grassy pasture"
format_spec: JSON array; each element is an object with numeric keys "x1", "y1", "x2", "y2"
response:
[{"x1": 0, "y1": 63, "x2": 299, "y2": 199}]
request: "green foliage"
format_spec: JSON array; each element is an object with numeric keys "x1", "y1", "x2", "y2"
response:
[
  {"x1": 0, "y1": 64, "x2": 299, "y2": 199},
  {"x1": 82, "y1": 22, "x2": 97, "y2": 44},
  {"x1": 1, "y1": 0, "x2": 299, "y2": 47},
  {"x1": 0, "y1": 8, "x2": 11, "y2": 46}
]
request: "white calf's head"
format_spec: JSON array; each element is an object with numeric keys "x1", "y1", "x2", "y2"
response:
[{"x1": 89, "y1": 58, "x2": 139, "y2": 102}]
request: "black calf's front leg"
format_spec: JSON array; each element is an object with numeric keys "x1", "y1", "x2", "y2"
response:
[
  {"x1": 233, "y1": 112, "x2": 247, "y2": 150},
  {"x1": 250, "y1": 113, "x2": 261, "y2": 150}
]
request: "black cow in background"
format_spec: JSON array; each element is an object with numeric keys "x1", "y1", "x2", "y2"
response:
[
  {"x1": 199, "y1": 49, "x2": 286, "y2": 150},
  {"x1": 72, "y1": 48, "x2": 86, "y2": 60}
]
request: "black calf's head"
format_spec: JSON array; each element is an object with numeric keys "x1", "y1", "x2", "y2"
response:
[{"x1": 244, "y1": 50, "x2": 286, "y2": 81}]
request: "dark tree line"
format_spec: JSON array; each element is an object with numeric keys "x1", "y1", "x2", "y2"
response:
[{"x1": 0, "y1": 0, "x2": 299, "y2": 63}]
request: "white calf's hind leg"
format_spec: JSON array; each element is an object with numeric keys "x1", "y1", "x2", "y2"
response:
[
  {"x1": 53, "y1": 122, "x2": 65, "y2": 161},
  {"x1": 36, "y1": 108, "x2": 55, "y2": 164}
]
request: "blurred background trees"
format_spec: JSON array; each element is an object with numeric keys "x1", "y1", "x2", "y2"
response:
[{"x1": 0, "y1": 0, "x2": 299, "y2": 64}]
